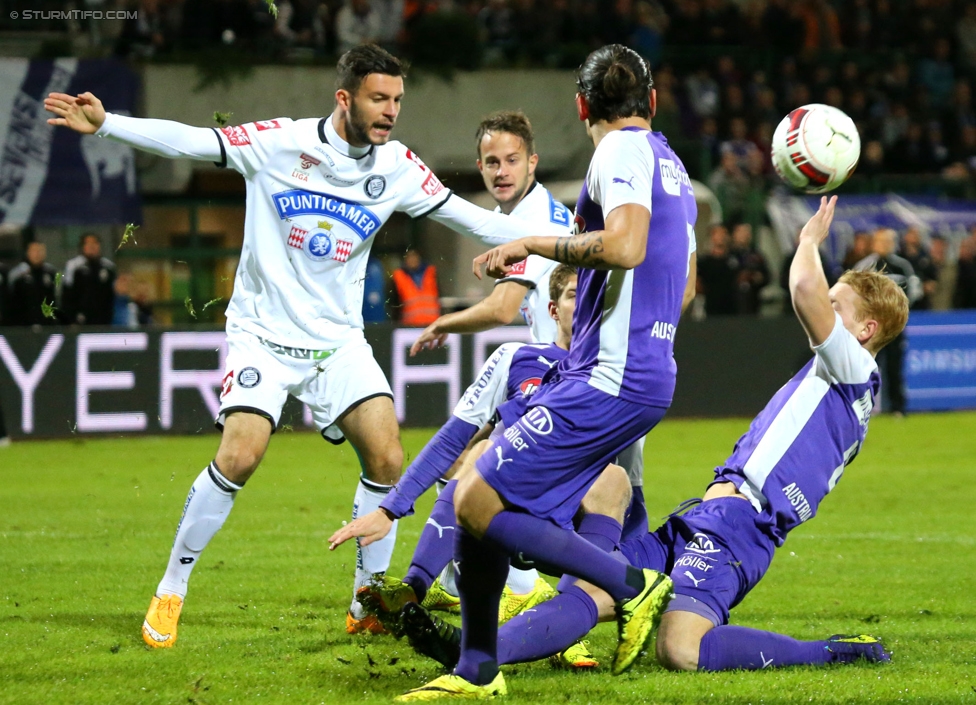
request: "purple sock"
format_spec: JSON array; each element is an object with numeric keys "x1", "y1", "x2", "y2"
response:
[
  {"x1": 556, "y1": 513, "x2": 622, "y2": 593},
  {"x1": 698, "y1": 625, "x2": 830, "y2": 671},
  {"x1": 454, "y1": 527, "x2": 509, "y2": 685},
  {"x1": 403, "y1": 480, "x2": 458, "y2": 602},
  {"x1": 622, "y1": 486, "x2": 648, "y2": 543},
  {"x1": 497, "y1": 585, "x2": 598, "y2": 664},
  {"x1": 485, "y1": 510, "x2": 644, "y2": 602}
]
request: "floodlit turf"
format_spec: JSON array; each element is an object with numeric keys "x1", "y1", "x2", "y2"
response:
[{"x1": 1, "y1": 413, "x2": 975, "y2": 704}]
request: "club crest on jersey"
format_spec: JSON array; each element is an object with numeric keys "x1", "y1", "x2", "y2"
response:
[
  {"x1": 364, "y1": 174, "x2": 386, "y2": 199},
  {"x1": 288, "y1": 222, "x2": 353, "y2": 263},
  {"x1": 273, "y1": 189, "x2": 381, "y2": 241}
]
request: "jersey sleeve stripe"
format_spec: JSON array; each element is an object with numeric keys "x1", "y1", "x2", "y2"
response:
[
  {"x1": 413, "y1": 190, "x2": 454, "y2": 219},
  {"x1": 210, "y1": 127, "x2": 227, "y2": 168}
]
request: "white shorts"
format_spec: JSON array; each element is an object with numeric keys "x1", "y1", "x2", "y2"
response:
[{"x1": 217, "y1": 329, "x2": 393, "y2": 443}]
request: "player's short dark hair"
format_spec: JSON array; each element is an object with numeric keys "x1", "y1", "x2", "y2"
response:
[
  {"x1": 335, "y1": 44, "x2": 407, "y2": 94},
  {"x1": 475, "y1": 110, "x2": 535, "y2": 159},
  {"x1": 549, "y1": 263, "x2": 577, "y2": 303},
  {"x1": 576, "y1": 44, "x2": 653, "y2": 123}
]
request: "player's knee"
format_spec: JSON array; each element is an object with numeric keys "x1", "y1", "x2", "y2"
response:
[
  {"x1": 580, "y1": 464, "x2": 632, "y2": 522},
  {"x1": 215, "y1": 444, "x2": 263, "y2": 483},
  {"x1": 656, "y1": 630, "x2": 701, "y2": 672},
  {"x1": 361, "y1": 444, "x2": 403, "y2": 485}
]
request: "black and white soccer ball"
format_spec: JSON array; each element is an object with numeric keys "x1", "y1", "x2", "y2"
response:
[{"x1": 771, "y1": 104, "x2": 861, "y2": 193}]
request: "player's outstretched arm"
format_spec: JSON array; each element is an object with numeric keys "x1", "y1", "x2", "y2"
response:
[
  {"x1": 427, "y1": 195, "x2": 554, "y2": 247},
  {"x1": 47, "y1": 92, "x2": 222, "y2": 162},
  {"x1": 789, "y1": 196, "x2": 838, "y2": 346},
  {"x1": 474, "y1": 204, "x2": 649, "y2": 278},
  {"x1": 410, "y1": 281, "x2": 527, "y2": 356}
]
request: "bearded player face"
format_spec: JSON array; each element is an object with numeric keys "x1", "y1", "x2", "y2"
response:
[{"x1": 344, "y1": 73, "x2": 403, "y2": 146}]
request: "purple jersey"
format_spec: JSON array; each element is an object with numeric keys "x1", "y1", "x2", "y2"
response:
[
  {"x1": 562, "y1": 128, "x2": 697, "y2": 406},
  {"x1": 714, "y1": 315, "x2": 880, "y2": 545}
]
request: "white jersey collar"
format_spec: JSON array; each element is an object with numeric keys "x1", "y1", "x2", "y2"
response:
[{"x1": 320, "y1": 115, "x2": 373, "y2": 159}]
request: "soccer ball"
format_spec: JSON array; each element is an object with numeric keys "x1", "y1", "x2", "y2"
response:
[{"x1": 771, "y1": 104, "x2": 861, "y2": 193}]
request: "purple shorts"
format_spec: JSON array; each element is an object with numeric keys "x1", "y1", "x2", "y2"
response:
[
  {"x1": 476, "y1": 379, "x2": 668, "y2": 529},
  {"x1": 620, "y1": 496, "x2": 775, "y2": 626}
]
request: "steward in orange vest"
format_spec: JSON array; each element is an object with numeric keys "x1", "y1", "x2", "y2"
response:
[{"x1": 392, "y1": 249, "x2": 441, "y2": 326}]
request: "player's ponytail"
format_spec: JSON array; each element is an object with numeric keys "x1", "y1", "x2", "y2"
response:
[{"x1": 576, "y1": 44, "x2": 653, "y2": 124}]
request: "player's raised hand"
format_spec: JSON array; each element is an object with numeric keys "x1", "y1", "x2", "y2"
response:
[
  {"x1": 473, "y1": 239, "x2": 531, "y2": 280},
  {"x1": 410, "y1": 322, "x2": 449, "y2": 356},
  {"x1": 328, "y1": 508, "x2": 394, "y2": 550},
  {"x1": 798, "y1": 195, "x2": 838, "y2": 246},
  {"x1": 44, "y1": 92, "x2": 106, "y2": 134}
]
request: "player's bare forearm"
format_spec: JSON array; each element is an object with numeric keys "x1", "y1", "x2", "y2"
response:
[
  {"x1": 539, "y1": 203, "x2": 649, "y2": 269},
  {"x1": 789, "y1": 196, "x2": 837, "y2": 345}
]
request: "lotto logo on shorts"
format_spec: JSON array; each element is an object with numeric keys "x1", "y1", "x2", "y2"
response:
[
  {"x1": 220, "y1": 370, "x2": 234, "y2": 398},
  {"x1": 333, "y1": 238, "x2": 354, "y2": 263},
  {"x1": 288, "y1": 225, "x2": 308, "y2": 249},
  {"x1": 220, "y1": 125, "x2": 250, "y2": 146},
  {"x1": 254, "y1": 120, "x2": 282, "y2": 131}
]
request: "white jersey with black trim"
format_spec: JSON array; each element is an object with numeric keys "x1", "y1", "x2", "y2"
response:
[
  {"x1": 211, "y1": 116, "x2": 452, "y2": 349},
  {"x1": 494, "y1": 182, "x2": 573, "y2": 344}
]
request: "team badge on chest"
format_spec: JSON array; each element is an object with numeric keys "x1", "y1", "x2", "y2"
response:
[
  {"x1": 363, "y1": 174, "x2": 386, "y2": 199},
  {"x1": 287, "y1": 221, "x2": 354, "y2": 263}
]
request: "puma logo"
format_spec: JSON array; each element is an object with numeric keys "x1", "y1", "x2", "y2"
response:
[
  {"x1": 760, "y1": 652, "x2": 774, "y2": 668},
  {"x1": 612, "y1": 176, "x2": 635, "y2": 189},
  {"x1": 684, "y1": 571, "x2": 705, "y2": 587},
  {"x1": 425, "y1": 517, "x2": 455, "y2": 539},
  {"x1": 495, "y1": 446, "x2": 514, "y2": 471}
]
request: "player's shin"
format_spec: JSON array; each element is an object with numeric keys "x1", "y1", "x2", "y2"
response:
[
  {"x1": 403, "y1": 479, "x2": 458, "y2": 603},
  {"x1": 497, "y1": 585, "x2": 598, "y2": 665},
  {"x1": 351, "y1": 476, "x2": 398, "y2": 617},
  {"x1": 485, "y1": 510, "x2": 645, "y2": 602},
  {"x1": 455, "y1": 527, "x2": 509, "y2": 686},
  {"x1": 697, "y1": 625, "x2": 831, "y2": 671},
  {"x1": 157, "y1": 461, "x2": 242, "y2": 599}
]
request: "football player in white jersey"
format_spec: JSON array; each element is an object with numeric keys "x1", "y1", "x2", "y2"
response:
[
  {"x1": 409, "y1": 110, "x2": 571, "y2": 351},
  {"x1": 45, "y1": 45, "x2": 547, "y2": 647}
]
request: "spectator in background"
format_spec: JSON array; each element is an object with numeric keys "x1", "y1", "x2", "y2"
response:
[
  {"x1": 478, "y1": 0, "x2": 515, "y2": 65},
  {"x1": 335, "y1": 0, "x2": 381, "y2": 54},
  {"x1": 929, "y1": 236, "x2": 954, "y2": 310},
  {"x1": 631, "y1": 1, "x2": 667, "y2": 67},
  {"x1": 955, "y1": 230, "x2": 976, "y2": 309},
  {"x1": 373, "y1": 0, "x2": 404, "y2": 49},
  {"x1": 362, "y1": 256, "x2": 388, "y2": 323},
  {"x1": 274, "y1": 0, "x2": 325, "y2": 50},
  {"x1": 858, "y1": 140, "x2": 886, "y2": 178},
  {"x1": 697, "y1": 225, "x2": 739, "y2": 317},
  {"x1": 114, "y1": 0, "x2": 175, "y2": 58},
  {"x1": 685, "y1": 66, "x2": 720, "y2": 120},
  {"x1": 7, "y1": 242, "x2": 58, "y2": 327},
  {"x1": 730, "y1": 223, "x2": 769, "y2": 315},
  {"x1": 900, "y1": 228, "x2": 939, "y2": 310},
  {"x1": 61, "y1": 233, "x2": 116, "y2": 326},
  {"x1": 761, "y1": 0, "x2": 805, "y2": 53},
  {"x1": 113, "y1": 273, "x2": 139, "y2": 327},
  {"x1": 799, "y1": 0, "x2": 842, "y2": 53},
  {"x1": 917, "y1": 38, "x2": 955, "y2": 110},
  {"x1": 854, "y1": 228, "x2": 921, "y2": 415},
  {"x1": 391, "y1": 248, "x2": 440, "y2": 326},
  {"x1": 843, "y1": 230, "x2": 872, "y2": 270},
  {"x1": 958, "y1": 3, "x2": 976, "y2": 77}
]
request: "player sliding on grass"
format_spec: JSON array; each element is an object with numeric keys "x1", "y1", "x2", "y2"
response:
[
  {"x1": 330, "y1": 264, "x2": 578, "y2": 627},
  {"x1": 401, "y1": 196, "x2": 904, "y2": 678},
  {"x1": 394, "y1": 44, "x2": 698, "y2": 701},
  {"x1": 45, "y1": 44, "x2": 548, "y2": 647}
]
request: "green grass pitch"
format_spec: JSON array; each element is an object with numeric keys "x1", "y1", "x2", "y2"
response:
[{"x1": 2, "y1": 413, "x2": 975, "y2": 704}]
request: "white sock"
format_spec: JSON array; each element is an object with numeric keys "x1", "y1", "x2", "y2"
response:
[
  {"x1": 349, "y1": 477, "x2": 398, "y2": 617},
  {"x1": 438, "y1": 561, "x2": 459, "y2": 597},
  {"x1": 505, "y1": 566, "x2": 540, "y2": 595},
  {"x1": 156, "y1": 462, "x2": 241, "y2": 599}
]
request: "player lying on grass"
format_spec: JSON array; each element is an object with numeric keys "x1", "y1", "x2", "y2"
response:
[
  {"x1": 45, "y1": 45, "x2": 553, "y2": 648},
  {"x1": 329, "y1": 265, "x2": 580, "y2": 625},
  {"x1": 400, "y1": 196, "x2": 906, "y2": 678}
]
